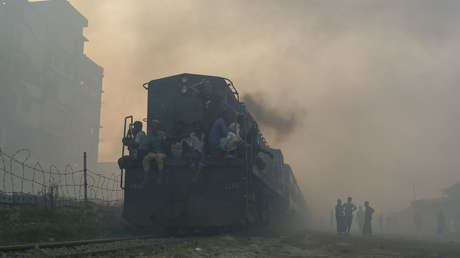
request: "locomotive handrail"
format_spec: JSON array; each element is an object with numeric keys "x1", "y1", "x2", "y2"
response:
[
  {"x1": 217, "y1": 76, "x2": 239, "y2": 102},
  {"x1": 143, "y1": 76, "x2": 237, "y2": 101},
  {"x1": 120, "y1": 115, "x2": 133, "y2": 190}
]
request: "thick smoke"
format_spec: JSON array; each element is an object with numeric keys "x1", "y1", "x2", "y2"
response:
[
  {"x1": 242, "y1": 94, "x2": 305, "y2": 142},
  {"x1": 68, "y1": 0, "x2": 460, "y2": 223}
]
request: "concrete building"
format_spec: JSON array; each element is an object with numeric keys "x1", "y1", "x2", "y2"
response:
[{"x1": 0, "y1": 0, "x2": 103, "y2": 168}]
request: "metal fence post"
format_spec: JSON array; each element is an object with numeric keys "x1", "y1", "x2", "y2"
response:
[{"x1": 83, "y1": 152, "x2": 88, "y2": 205}]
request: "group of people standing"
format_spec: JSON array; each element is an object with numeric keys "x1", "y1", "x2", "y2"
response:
[{"x1": 334, "y1": 197, "x2": 375, "y2": 236}]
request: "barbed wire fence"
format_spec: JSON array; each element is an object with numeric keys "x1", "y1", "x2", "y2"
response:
[{"x1": 0, "y1": 148, "x2": 122, "y2": 209}]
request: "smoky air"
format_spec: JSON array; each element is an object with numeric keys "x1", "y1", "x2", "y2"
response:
[{"x1": 2, "y1": 0, "x2": 460, "y2": 245}]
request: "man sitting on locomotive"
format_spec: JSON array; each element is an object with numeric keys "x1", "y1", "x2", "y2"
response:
[
  {"x1": 142, "y1": 120, "x2": 167, "y2": 184},
  {"x1": 168, "y1": 121, "x2": 187, "y2": 159},
  {"x1": 208, "y1": 110, "x2": 230, "y2": 156},
  {"x1": 226, "y1": 114, "x2": 245, "y2": 158},
  {"x1": 118, "y1": 121, "x2": 146, "y2": 169},
  {"x1": 208, "y1": 110, "x2": 243, "y2": 158},
  {"x1": 183, "y1": 130, "x2": 207, "y2": 181}
]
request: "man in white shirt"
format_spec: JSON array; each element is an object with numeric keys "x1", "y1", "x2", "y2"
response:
[{"x1": 123, "y1": 121, "x2": 146, "y2": 160}]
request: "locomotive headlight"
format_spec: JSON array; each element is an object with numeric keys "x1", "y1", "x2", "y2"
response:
[{"x1": 180, "y1": 77, "x2": 189, "y2": 94}]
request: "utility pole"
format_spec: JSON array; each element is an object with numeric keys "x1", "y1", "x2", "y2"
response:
[{"x1": 83, "y1": 152, "x2": 88, "y2": 205}]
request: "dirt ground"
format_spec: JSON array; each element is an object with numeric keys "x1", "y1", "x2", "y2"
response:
[{"x1": 101, "y1": 231, "x2": 460, "y2": 258}]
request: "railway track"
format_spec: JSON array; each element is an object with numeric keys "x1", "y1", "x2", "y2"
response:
[{"x1": 0, "y1": 235, "x2": 163, "y2": 257}]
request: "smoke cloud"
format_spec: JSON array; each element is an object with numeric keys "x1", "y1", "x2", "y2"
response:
[
  {"x1": 242, "y1": 93, "x2": 305, "y2": 142},
  {"x1": 65, "y1": 0, "x2": 460, "y2": 222}
]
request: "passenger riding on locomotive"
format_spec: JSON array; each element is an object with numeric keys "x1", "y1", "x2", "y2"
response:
[{"x1": 118, "y1": 73, "x2": 309, "y2": 233}]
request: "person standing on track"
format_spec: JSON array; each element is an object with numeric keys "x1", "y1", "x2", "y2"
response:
[
  {"x1": 343, "y1": 197, "x2": 357, "y2": 233},
  {"x1": 363, "y1": 201, "x2": 375, "y2": 236},
  {"x1": 356, "y1": 206, "x2": 364, "y2": 232},
  {"x1": 335, "y1": 199, "x2": 345, "y2": 234}
]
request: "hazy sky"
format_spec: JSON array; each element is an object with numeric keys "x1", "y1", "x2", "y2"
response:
[{"x1": 68, "y1": 0, "x2": 460, "y2": 217}]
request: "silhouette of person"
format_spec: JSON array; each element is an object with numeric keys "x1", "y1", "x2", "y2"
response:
[
  {"x1": 363, "y1": 201, "x2": 374, "y2": 236},
  {"x1": 356, "y1": 206, "x2": 364, "y2": 232},
  {"x1": 335, "y1": 199, "x2": 345, "y2": 234},
  {"x1": 343, "y1": 197, "x2": 357, "y2": 233}
]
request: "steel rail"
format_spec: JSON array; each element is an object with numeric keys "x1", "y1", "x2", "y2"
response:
[
  {"x1": 65, "y1": 243, "x2": 155, "y2": 258},
  {"x1": 0, "y1": 234, "x2": 155, "y2": 253}
]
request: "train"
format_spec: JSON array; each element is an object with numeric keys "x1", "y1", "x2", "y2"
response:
[{"x1": 119, "y1": 73, "x2": 309, "y2": 233}]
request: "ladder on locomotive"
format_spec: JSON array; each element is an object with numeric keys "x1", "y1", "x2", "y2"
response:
[{"x1": 120, "y1": 115, "x2": 133, "y2": 189}]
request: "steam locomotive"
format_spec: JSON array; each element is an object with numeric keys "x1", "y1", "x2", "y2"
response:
[{"x1": 119, "y1": 73, "x2": 309, "y2": 233}]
